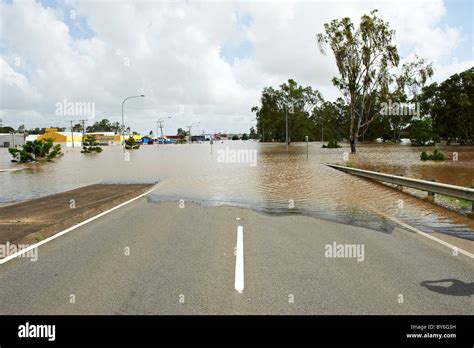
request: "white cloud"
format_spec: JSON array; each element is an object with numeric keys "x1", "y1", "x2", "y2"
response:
[
  {"x1": 0, "y1": 0, "x2": 472, "y2": 134},
  {"x1": 0, "y1": 57, "x2": 42, "y2": 109}
]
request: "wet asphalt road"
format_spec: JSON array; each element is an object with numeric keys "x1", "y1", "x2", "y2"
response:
[{"x1": 0, "y1": 198, "x2": 472, "y2": 314}]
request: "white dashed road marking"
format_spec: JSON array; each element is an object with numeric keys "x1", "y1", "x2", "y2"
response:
[{"x1": 234, "y1": 225, "x2": 244, "y2": 293}]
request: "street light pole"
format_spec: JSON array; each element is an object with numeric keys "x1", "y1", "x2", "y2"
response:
[
  {"x1": 305, "y1": 135, "x2": 309, "y2": 159},
  {"x1": 121, "y1": 95, "x2": 145, "y2": 151}
]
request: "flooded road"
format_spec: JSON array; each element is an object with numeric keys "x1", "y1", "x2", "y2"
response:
[{"x1": 1, "y1": 142, "x2": 473, "y2": 239}]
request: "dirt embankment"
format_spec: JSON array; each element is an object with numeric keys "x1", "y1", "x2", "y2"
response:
[{"x1": 0, "y1": 183, "x2": 155, "y2": 246}]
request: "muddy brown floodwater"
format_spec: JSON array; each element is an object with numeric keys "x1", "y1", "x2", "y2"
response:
[{"x1": 1, "y1": 142, "x2": 473, "y2": 240}]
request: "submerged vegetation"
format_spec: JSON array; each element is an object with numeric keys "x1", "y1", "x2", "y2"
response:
[
  {"x1": 9, "y1": 138, "x2": 63, "y2": 163},
  {"x1": 81, "y1": 135, "x2": 103, "y2": 154},
  {"x1": 322, "y1": 139, "x2": 342, "y2": 148},
  {"x1": 420, "y1": 149, "x2": 445, "y2": 161},
  {"x1": 125, "y1": 136, "x2": 140, "y2": 150}
]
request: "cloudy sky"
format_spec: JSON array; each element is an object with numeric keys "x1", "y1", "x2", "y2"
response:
[{"x1": 1, "y1": 0, "x2": 473, "y2": 135}]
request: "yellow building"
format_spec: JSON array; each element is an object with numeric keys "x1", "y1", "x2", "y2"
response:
[
  {"x1": 38, "y1": 128, "x2": 82, "y2": 146},
  {"x1": 38, "y1": 128, "x2": 123, "y2": 147}
]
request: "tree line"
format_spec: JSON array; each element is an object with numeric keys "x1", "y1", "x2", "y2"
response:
[
  {"x1": 1, "y1": 119, "x2": 123, "y2": 135},
  {"x1": 251, "y1": 9, "x2": 473, "y2": 151}
]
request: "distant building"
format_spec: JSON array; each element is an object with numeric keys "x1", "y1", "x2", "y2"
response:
[
  {"x1": 37, "y1": 128, "x2": 122, "y2": 147},
  {"x1": 38, "y1": 128, "x2": 82, "y2": 147},
  {"x1": 164, "y1": 135, "x2": 181, "y2": 143},
  {"x1": 157, "y1": 137, "x2": 173, "y2": 144},
  {"x1": 26, "y1": 134, "x2": 38, "y2": 142},
  {"x1": 140, "y1": 136, "x2": 154, "y2": 144},
  {"x1": 88, "y1": 132, "x2": 121, "y2": 146},
  {"x1": 0, "y1": 133, "x2": 26, "y2": 148},
  {"x1": 191, "y1": 135, "x2": 207, "y2": 142}
]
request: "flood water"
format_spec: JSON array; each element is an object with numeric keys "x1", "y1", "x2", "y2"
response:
[{"x1": 1, "y1": 142, "x2": 473, "y2": 240}]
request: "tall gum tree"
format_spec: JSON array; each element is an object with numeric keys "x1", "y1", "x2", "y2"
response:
[
  {"x1": 251, "y1": 80, "x2": 323, "y2": 143},
  {"x1": 317, "y1": 10, "x2": 434, "y2": 152},
  {"x1": 317, "y1": 10, "x2": 399, "y2": 153}
]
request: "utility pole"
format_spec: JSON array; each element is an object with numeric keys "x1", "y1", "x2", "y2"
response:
[
  {"x1": 156, "y1": 121, "x2": 160, "y2": 148},
  {"x1": 80, "y1": 119, "x2": 86, "y2": 147},
  {"x1": 70, "y1": 120, "x2": 75, "y2": 148},
  {"x1": 156, "y1": 116, "x2": 171, "y2": 147},
  {"x1": 156, "y1": 120, "x2": 164, "y2": 146},
  {"x1": 187, "y1": 122, "x2": 200, "y2": 145}
]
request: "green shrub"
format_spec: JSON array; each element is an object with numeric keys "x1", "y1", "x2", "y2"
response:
[
  {"x1": 9, "y1": 138, "x2": 63, "y2": 163},
  {"x1": 431, "y1": 149, "x2": 445, "y2": 160},
  {"x1": 125, "y1": 136, "x2": 140, "y2": 150},
  {"x1": 81, "y1": 135, "x2": 103, "y2": 153},
  {"x1": 322, "y1": 139, "x2": 341, "y2": 148},
  {"x1": 410, "y1": 118, "x2": 433, "y2": 146},
  {"x1": 420, "y1": 149, "x2": 445, "y2": 161}
]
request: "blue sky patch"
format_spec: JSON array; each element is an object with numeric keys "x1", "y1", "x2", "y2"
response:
[{"x1": 37, "y1": 0, "x2": 95, "y2": 39}]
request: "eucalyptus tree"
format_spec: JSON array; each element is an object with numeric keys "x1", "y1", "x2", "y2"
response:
[
  {"x1": 317, "y1": 10, "x2": 399, "y2": 152},
  {"x1": 420, "y1": 67, "x2": 473, "y2": 144},
  {"x1": 387, "y1": 56, "x2": 434, "y2": 141},
  {"x1": 252, "y1": 80, "x2": 323, "y2": 142},
  {"x1": 317, "y1": 10, "x2": 434, "y2": 151}
]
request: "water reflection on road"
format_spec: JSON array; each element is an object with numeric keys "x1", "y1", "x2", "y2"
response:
[{"x1": 1, "y1": 142, "x2": 473, "y2": 239}]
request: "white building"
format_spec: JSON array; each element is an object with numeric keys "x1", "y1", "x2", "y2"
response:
[{"x1": 0, "y1": 133, "x2": 26, "y2": 148}]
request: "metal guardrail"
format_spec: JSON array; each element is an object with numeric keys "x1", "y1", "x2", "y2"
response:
[{"x1": 326, "y1": 164, "x2": 474, "y2": 203}]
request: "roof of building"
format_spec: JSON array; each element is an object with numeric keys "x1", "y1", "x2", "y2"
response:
[
  {"x1": 57, "y1": 132, "x2": 83, "y2": 137},
  {"x1": 85, "y1": 132, "x2": 117, "y2": 135}
]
